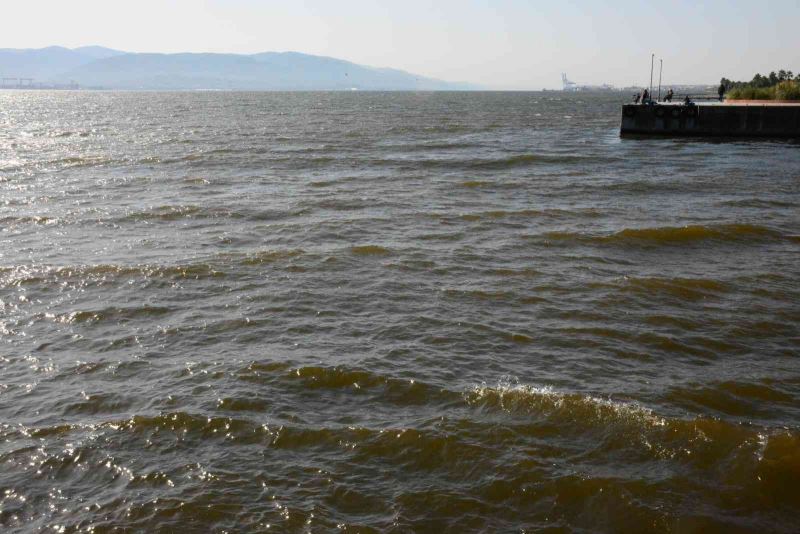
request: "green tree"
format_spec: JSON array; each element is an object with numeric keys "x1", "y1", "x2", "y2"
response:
[
  {"x1": 768, "y1": 71, "x2": 779, "y2": 85},
  {"x1": 723, "y1": 69, "x2": 800, "y2": 100}
]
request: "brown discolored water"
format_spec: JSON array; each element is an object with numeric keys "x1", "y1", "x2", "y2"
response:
[{"x1": 0, "y1": 91, "x2": 799, "y2": 533}]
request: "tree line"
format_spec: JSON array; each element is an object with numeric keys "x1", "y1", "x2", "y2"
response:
[
  {"x1": 721, "y1": 70, "x2": 798, "y2": 91},
  {"x1": 719, "y1": 69, "x2": 800, "y2": 100}
]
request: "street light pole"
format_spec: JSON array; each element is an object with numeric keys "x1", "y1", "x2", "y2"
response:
[{"x1": 658, "y1": 59, "x2": 663, "y2": 102}]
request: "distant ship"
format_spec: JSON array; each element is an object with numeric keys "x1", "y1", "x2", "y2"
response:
[{"x1": 562, "y1": 73, "x2": 617, "y2": 92}]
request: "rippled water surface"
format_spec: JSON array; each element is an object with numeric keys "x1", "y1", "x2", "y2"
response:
[{"x1": 1, "y1": 91, "x2": 799, "y2": 533}]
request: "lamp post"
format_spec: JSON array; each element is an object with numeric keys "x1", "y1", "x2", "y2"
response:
[{"x1": 658, "y1": 59, "x2": 663, "y2": 102}]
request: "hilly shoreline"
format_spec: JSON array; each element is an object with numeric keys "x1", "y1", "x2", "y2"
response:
[{"x1": 0, "y1": 46, "x2": 474, "y2": 91}]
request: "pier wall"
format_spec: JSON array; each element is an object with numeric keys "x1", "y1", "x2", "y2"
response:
[{"x1": 620, "y1": 104, "x2": 800, "y2": 137}]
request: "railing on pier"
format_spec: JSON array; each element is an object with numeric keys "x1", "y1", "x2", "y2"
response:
[{"x1": 634, "y1": 94, "x2": 723, "y2": 105}]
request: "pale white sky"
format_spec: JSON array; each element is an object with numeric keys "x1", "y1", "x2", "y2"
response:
[{"x1": 3, "y1": 0, "x2": 799, "y2": 89}]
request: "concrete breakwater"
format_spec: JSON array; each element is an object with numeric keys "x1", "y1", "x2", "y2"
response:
[{"x1": 621, "y1": 103, "x2": 800, "y2": 137}]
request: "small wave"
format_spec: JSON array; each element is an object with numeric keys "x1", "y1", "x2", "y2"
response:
[
  {"x1": 465, "y1": 380, "x2": 800, "y2": 469},
  {"x1": 387, "y1": 124, "x2": 470, "y2": 134},
  {"x1": 537, "y1": 224, "x2": 786, "y2": 247},
  {"x1": 45, "y1": 155, "x2": 115, "y2": 170},
  {"x1": 718, "y1": 198, "x2": 799, "y2": 209},
  {"x1": 290, "y1": 366, "x2": 390, "y2": 389},
  {"x1": 458, "y1": 154, "x2": 582, "y2": 170},
  {"x1": 216, "y1": 397, "x2": 272, "y2": 412},
  {"x1": 49, "y1": 305, "x2": 172, "y2": 325},
  {"x1": 666, "y1": 381, "x2": 795, "y2": 418},
  {"x1": 266, "y1": 422, "x2": 488, "y2": 475},
  {"x1": 310, "y1": 180, "x2": 337, "y2": 188},
  {"x1": 284, "y1": 366, "x2": 457, "y2": 406},
  {"x1": 0, "y1": 215, "x2": 59, "y2": 226},
  {"x1": 0, "y1": 262, "x2": 225, "y2": 288},
  {"x1": 350, "y1": 245, "x2": 392, "y2": 256},
  {"x1": 377, "y1": 141, "x2": 479, "y2": 153},
  {"x1": 606, "y1": 224, "x2": 781, "y2": 245},
  {"x1": 314, "y1": 198, "x2": 371, "y2": 211},
  {"x1": 464, "y1": 209, "x2": 544, "y2": 220},
  {"x1": 118, "y1": 205, "x2": 211, "y2": 222},
  {"x1": 49, "y1": 130, "x2": 95, "y2": 138},
  {"x1": 62, "y1": 392, "x2": 134, "y2": 416},
  {"x1": 366, "y1": 153, "x2": 589, "y2": 171},
  {"x1": 460, "y1": 180, "x2": 494, "y2": 188},
  {"x1": 466, "y1": 381, "x2": 665, "y2": 430},
  {"x1": 441, "y1": 288, "x2": 518, "y2": 303},
  {"x1": 622, "y1": 276, "x2": 730, "y2": 301},
  {"x1": 101, "y1": 410, "x2": 480, "y2": 471},
  {"x1": 240, "y1": 249, "x2": 305, "y2": 265},
  {"x1": 182, "y1": 176, "x2": 211, "y2": 185},
  {"x1": 464, "y1": 378, "x2": 800, "y2": 496},
  {"x1": 460, "y1": 208, "x2": 603, "y2": 222},
  {"x1": 109, "y1": 412, "x2": 269, "y2": 442},
  {"x1": 487, "y1": 267, "x2": 541, "y2": 278}
]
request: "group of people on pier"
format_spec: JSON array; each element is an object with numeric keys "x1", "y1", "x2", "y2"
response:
[
  {"x1": 633, "y1": 88, "x2": 675, "y2": 104},
  {"x1": 633, "y1": 83, "x2": 725, "y2": 105}
]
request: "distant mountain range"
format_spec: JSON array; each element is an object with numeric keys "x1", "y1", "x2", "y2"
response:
[{"x1": 0, "y1": 46, "x2": 473, "y2": 90}]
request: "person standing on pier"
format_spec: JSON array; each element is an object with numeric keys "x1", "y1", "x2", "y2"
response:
[{"x1": 718, "y1": 82, "x2": 725, "y2": 102}]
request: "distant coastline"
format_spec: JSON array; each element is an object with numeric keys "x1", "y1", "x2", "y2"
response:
[{"x1": 0, "y1": 46, "x2": 477, "y2": 91}]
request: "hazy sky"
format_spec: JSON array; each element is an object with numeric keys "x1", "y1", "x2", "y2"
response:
[{"x1": 4, "y1": 0, "x2": 799, "y2": 89}]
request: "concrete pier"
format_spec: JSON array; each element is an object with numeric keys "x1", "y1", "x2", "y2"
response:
[{"x1": 620, "y1": 103, "x2": 800, "y2": 137}]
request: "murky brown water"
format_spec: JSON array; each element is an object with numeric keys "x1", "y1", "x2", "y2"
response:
[{"x1": 1, "y1": 91, "x2": 799, "y2": 533}]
